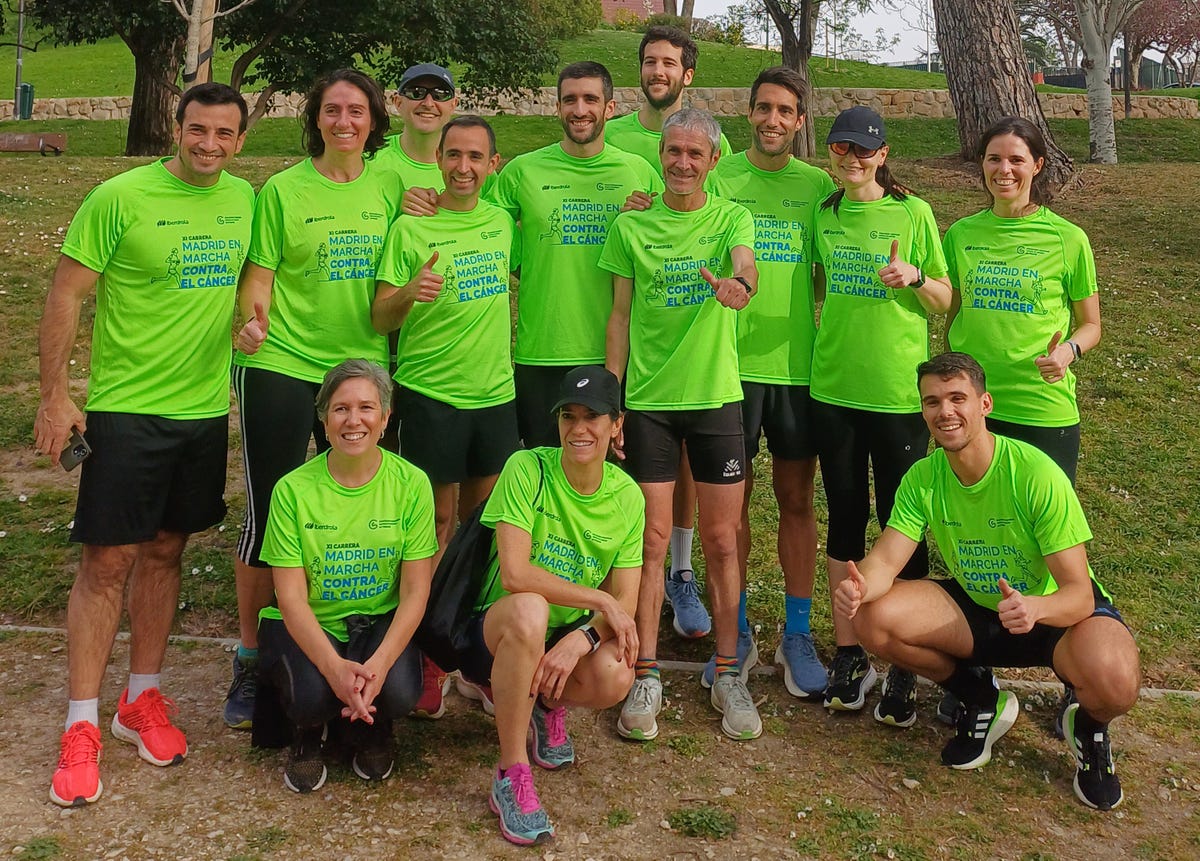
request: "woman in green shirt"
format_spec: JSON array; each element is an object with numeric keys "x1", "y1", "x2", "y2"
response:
[{"x1": 943, "y1": 116, "x2": 1102, "y2": 485}]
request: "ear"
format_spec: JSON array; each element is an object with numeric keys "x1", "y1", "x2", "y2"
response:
[
  {"x1": 604, "y1": 99, "x2": 616, "y2": 120},
  {"x1": 682, "y1": 68, "x2": 695, "y2": 87},
  {"x1": 981, "y1": 391, "x2": 993, "y2": 417},
  {"x1": 1033, "y1": 157, "x2": 1045, "y2": 176}
]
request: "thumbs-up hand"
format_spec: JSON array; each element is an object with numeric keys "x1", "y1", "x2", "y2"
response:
[
  {"x1": 413, "y1": 251, "x2": 444, "y2": 303},
  {"x1": 701, "y1": 266, "x2": 751, "y2": 310},
  {"x1": 834, "y1": 560, "x2": 867, "y2": 620},
  {"x1": 1034, "y1": 330, "x2": 1071, "y2": 383},
  {"x1": 877, "y1": 239, "x2": 920, "y2": 289},
  {"x1": 996, "y1": 578, "x2": 1036, "y2": 634},
  {"x1": 236, "y1": 300, "x2": 269, "y2": 355}
]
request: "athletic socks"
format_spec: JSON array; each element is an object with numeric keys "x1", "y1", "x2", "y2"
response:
[
  {"x1": 715, "y1": 654, "x2": 739, "y2": 678},
  {"x1": 669, "y1": 526, "x2": 694, "y2": 575},
  {"x1": 127, "y1": 673, "x2": 160, "y2": 701},
  {"x1": 66, "y1": 698, "x2": 100, "y2": 731},
  {"x1": 784, "y1": 595, "x2": 812, "y2": 635},
  {"x1": 634, "y1": 659, "x2": 660, "y2": 681},
  {"x1": 237, "y1": 645, "x2": 259, "y2": 664}
]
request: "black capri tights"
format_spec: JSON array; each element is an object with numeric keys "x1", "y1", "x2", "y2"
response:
[
  {"x1": 814, "y1": 402, "x2": 929, "y2": 580},
  {"x1": 258, "y1": 611, "x2": 422, "y2": 727}
]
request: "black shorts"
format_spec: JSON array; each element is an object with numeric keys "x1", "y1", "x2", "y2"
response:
[
  {"x1": 741, "y1": 382, "x2": 817, "y2": 461},
  {"x1": 71, "y1": 412, "x2": 228, "y2": 545},
  {"x1": 812, "y1": 400, "x2": 929, "y2": 579},
  {"x1": 987, "y1": 418, "x2": 1080, "y2": 486},
  {"x1": 396, "y1": 387, "x2": 518, "y2": 484},
  {"x1": 233, "y1": 365, "x2": 328, "y2": 567},
  {"x1": 514, "y1": 363, "x2": 578, "y2": 449},
  {"x1": 936, "y1": 577, "x2": 1125, "y2": 669},
  {"x1": 623, "y1": 403, "x2": 745, "y2": 485},
  {"x1": 458, "y1": 608, "x2": 594, "y2": 686}
]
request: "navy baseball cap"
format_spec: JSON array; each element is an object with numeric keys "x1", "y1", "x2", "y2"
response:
[
  {"x1": 552, "y1": 366, "x2": 621, "y2": 416},
  {"x1": 826, "y1": 106, "x2": 887, "y2": 149},
  {"x1": 399, "y1": 63, "x2": 455, "y2": 92}
]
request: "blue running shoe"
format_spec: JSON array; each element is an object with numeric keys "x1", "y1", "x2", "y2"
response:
[
  {"x1": 528, "y1": 701, "x2": 574, "y2": 770},
  {"x1": 701, "y1": 629, "x2": 759, "y2": 689},
  {"x1": 775, "y1": 632, "x2": 828, "y2": 699},
  {"x1": 490, "y1": 763, "x2": 554, "y2": 845},
  {"x1": 222, "y1": 653, "x2": 257, "y2": 730},
  {"x1": 666, "y1": 569, "x2": 711, "y2": 638}
]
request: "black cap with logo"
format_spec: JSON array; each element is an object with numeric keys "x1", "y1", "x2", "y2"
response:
[
  {"x1": 826, "y1": 105, "x2": 887, "y2": 149},
  {"x1": 551, "y1": 366, "x2": 621, "y2": 416}
]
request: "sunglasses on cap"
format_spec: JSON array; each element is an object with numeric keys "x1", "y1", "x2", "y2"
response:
[
  {"x1": 829, "y1": 141, "x2": 881, "y2": 158},
  {"x1": 400, "y1": 84, "x2": 454, "y2": 102}
]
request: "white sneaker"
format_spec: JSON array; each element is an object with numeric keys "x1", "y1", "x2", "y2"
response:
[
  {"x1": 616, "y1": 676, "x2": 662, "y2": 741},
  {"x1": 711, "y1": 674, "x2": 762, "y2": 740}
]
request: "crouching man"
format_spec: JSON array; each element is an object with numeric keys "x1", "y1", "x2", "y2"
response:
[{"x1": 836, "y1": 352, "x2": 1140, "y2": 811}]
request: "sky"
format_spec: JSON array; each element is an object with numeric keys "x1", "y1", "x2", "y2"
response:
[{"x1": 691, "y1": 0, "x2": 932, "y2": 65}]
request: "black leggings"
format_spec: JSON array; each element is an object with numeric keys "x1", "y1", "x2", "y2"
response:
[
  {"x1": 814, "y1": 401, "x2": 929, "y2": 579},
  {"x1": 986, "y1": 418, "x2": 1080, "y2": 486},
  {"x1": 258, "y1": 612, "x2": 422, "y2": 727}
]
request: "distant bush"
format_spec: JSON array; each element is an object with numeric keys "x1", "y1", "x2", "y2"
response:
[
  {"x1": 537, "y1": 0, "x2": 602, "y2": 40},
  {"x1": 602, "y1": 10, "x2": 745, "y2": 45}
]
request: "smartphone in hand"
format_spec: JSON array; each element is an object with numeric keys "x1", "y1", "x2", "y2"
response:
[{"x1": 60, "y1": 429, "x2": 91, "y2": 472}]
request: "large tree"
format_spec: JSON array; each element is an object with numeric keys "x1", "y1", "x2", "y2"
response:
[{"x1": 932, "y1": 0, "x2": 1074, "y2": 188}]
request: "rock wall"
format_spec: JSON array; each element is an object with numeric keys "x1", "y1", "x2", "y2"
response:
[{"x1": 3, "y1": 87, "x2": 1197, "y2": 122}]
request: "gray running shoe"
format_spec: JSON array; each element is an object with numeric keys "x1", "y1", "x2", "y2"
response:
[
  {"x1": 616, "y1": 676, "x2": 662, "y2": 741},
  {"x1": 710, "y1": 674, "x2": 762, "y2": 740}
]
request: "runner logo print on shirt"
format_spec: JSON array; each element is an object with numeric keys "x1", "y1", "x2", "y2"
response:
[{"x1": 645, "y1": 255, "x2": 721, "y2": 307}]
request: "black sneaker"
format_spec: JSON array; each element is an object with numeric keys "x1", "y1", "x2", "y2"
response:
[
  {"x1": 873, "y1": 666, "x2": 917, "y2": 728},
  {"x1": 222, "y1": 653, "x2": 257, "y2": 730},
  {"x1": 1064, "y1": 703, "x2": 1123, "y2": 810},
  {"x1": 823, "y1": 649, "x2": 877, "y2": 711},
  {"x1": 284, "y1": 725, "x2": 327, "y2": 793},
  {"x1": 1053, "y1": 684, "x2": 1077, "y2": 740},
  {"x1": 937, "y1": 667, "x2": 995, "y2": 726},
  {"x1": 351, "y1": 717, "x2": 395, "y2": 781},
  {"x1": 940, "y1": 689, "x2": 1019, "y2": 770}
]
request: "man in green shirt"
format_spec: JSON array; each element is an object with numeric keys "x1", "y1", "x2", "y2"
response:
[
  {"x1": 35, "y1": 84, "x2": 256, "y2": 808},
  {"x1": 372, "y1": 62, "x2": 458, "y2": 191},
  {"x1": 712, "y1": 67, "x2": 837, "y2": 701},
  {"x1": 488, "y1": 61, "x2": 661, "y2": 447},
  {"x1": 601, "y1": 108, "x2": 762, "y2": 743},
  {"x1": 835, "y1": 352, "x2": 1140, "y2": 812},
  {"x1": 373, "y1": 116, "x2": 520, "y2": 576}
]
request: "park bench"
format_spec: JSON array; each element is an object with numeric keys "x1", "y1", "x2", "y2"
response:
[{"x1": 0, "y1": 132, "x2": 67, "y2": 155}]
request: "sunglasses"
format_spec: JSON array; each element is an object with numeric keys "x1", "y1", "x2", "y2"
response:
[
  {"x1": 829, "y1": 141, "x2": 881, "y2": 158},
  {"x1": 400, "y1": 85, "x2": 454, "y2": 102}
]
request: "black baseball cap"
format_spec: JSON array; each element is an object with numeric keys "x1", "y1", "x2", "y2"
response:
[
  {"x1": 551, "y1": 366, "x2": 621, "y2": 416},
  {"x1": 399, "y1": 63, "x2": 455, "y2": 92},
  {"x1": 826, "y1": 105, "x2": 887, "y2": 149}
]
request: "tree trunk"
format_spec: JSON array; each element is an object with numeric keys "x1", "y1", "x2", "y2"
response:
[
  {"x1": 1076, "y1": 0, "x2": 1130, "y2": 164},
  {"x1": 681, "y1": 0, "x2": 695, "y2": 24},
  {"x1": 763, "y1": 0, "x2": 819, "y2": 158},
  {"x1": 125, "y1": 31, "x2": 184, "y2": 156},
  {"x1": 933, "y1": 0, "x2": 1074, "y2": 190},
  {"x1": 1128, "y1": 47, "x2": 1143, "y2": 89}
]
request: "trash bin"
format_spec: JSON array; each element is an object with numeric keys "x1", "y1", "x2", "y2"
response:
[{"x1": 18, "y1": 83, "x2": 34, "y2": 120}]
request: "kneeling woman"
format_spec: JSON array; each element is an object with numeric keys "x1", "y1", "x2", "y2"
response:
[
  {"x1": 257, "y1": 359, "x2": 437, "y2": 792},
  {"x1": 459, "y1": 367, "x2": 644, "y2": 845}
]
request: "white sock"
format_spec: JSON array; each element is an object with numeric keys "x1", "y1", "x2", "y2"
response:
[
  {"x1": 669, "y1": 526, "x2": 694, "y2": 574},
  {"x1": 127, "y1": 673, "x2": 160, "y2": 701},
  {"x1": 66, "y1": 699, "x2": 100, "y2": 731}
]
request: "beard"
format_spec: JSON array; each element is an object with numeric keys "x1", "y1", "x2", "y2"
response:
[
  {"x1": 643, "y1": 77, "x2": 685, "y2": 111},
  {"x1": 561, "y1": 115, "x2": 604, "y2": 146}
]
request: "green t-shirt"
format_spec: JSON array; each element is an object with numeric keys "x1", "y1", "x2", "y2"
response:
[
  {"x1": 476, "y1": 447, "x2": 645, "y2": 632},
  {"x1": 943, "y1": 207, "x2": 1098, "y2": 427},
  {"x1": 62, "y1": 158, "x2": 254, "y2": 419},
  {"x1": 811, "y1": 194, "x2": 949, "y2": 413},
  {"x1": 712, "y1": 152, "x2": 836, "y2": 385},
  {"x1": 888, "y1": 434, "x2": 1108, "y2": 611},
  {"x1": 375, "y1": 201, "x2": 520, "y2": 408},
  {"x1": 370, "y1": 135, "x2": 445, "y2": 191},
  {"x1": 604, "y1": 111, "x2": 733, "y2": 177},
  {"x1": 598, "y1": 194, "x2": 755, "y2": 410},
  {"x1": 487, "y1": 142, "x2": 663, "y2": 365},
  {"x1": 259, "y1": 449, "x2": 438, "y2": 641},
  {"x1": 235, "y1": 158, "x2": 400, "y2": 383}
]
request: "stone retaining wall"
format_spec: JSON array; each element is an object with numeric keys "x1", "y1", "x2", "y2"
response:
[{"x1": 2, "y1": 87, "x2": 1196, "y2": 122}]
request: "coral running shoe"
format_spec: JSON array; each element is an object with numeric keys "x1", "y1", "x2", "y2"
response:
[
  {"x1": 111, "y1": 688, "x2": 188, "y2": 766},
  {"x1": 50, "y1": 721, "x2": 103, "y2": 807}
]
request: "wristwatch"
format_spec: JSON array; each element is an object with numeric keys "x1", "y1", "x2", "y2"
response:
[
  {"x1": 912, "y1": 268, "x2": 926, "y2": 289},
  {"x1": 1066, "y1": 339, "x2": 1082, "y2": 361},
  {"x1": 579, "y1": 624, "x2": 601, "y2": 653}
]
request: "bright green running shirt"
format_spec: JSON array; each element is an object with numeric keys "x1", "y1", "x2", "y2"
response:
[
  {"x1": 888, "y1": 434, "x2": 1108, "y2": 611},
  {"x1": 943, "y1": 207, "x2": 1098, "y2": 427},
  {"x1": 812, "y1": 194, "x2": 948, "y2": 413},
  {"x1": 598, "y1": 194, "x2": 755, "y2": 410},
  {"x1": 235, "y1": 158, "x2": 400, "y2": 383},
  {"x1": 487, "y1": 142, "x2": 662, "y2": 365},
  {"x1": 62, "y1": 158, "x2": 254, "y2": 419},
  {"x1": 370, "y1": 135, "x2": 445, "y2": 191},
  {"x1": 476, "y1": 447, "x2": 644, "y2": 632},
  {"x1": 376, "y1": 201, "x2": 520, "y2": 408},
  {"x1": 712, "y1": 152, "x2": 836, "y2": 385},
  {"x1": 259, "y1": 449, "x2": 438, "y2": 641},
  {"x1": 604, "y1": 111, "x2": 733, "y2": 176}
]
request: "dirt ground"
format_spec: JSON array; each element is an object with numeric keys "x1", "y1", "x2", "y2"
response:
[{"x1": 1, "y1": 631, "x2": 1197, "y2": 861}]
